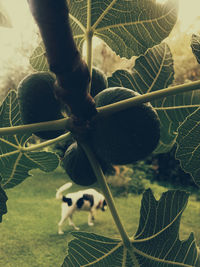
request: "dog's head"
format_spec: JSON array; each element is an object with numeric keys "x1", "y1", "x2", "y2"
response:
[
  {"x1": 96, "y1": 199, "x2": 107, "y2": 211},
  {"x1": 101, "y1": 199, "x2": 107, "y2": 211}
]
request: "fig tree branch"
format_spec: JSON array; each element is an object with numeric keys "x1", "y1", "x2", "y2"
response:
[
  {"x1": 1, "y1": 80, "x2": 200, "y2": 136},
  {"x1": 97, "y1": 80, "x2": 200, "y2": 118},
  {"x1": 86, "y1": 0, "x2": 93, "y2": 83},
  {"x1": 0, "y1": 117, "x2": 70, "y2": 136},
  {"x1": 27, "y1": 0, "x2": 97, "y2": 120},
  {"x1": 22, "y1": 132, "x2": 72, "y2": 152},
  {"x1": 81, "y1": 142, "x2": 139, "y2": 266},
  {"x1": 81, "y1": 142, "x2": 131, "y2": 246}
]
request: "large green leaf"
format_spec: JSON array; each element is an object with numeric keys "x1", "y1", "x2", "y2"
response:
[
  {"x1": 70, "y1": 0, "x2": 178, "y2": 57},
  {"x1": 0, "y1": 185, "x2": 7, "y2": 222},
  {"x1": 191, "y1": 34, "x2": 200, "y2": 64},
  {"x1": 133, "y1": 189, "x2": 199, "y2": 266},
  {"x1": 108, "y1": 42, "x2": 200, "y2": 153},
  {"x1": 29, "y1": 42, "x2": 49, "y2": 71},
  {"x1": 63, "y1": 189, "x2": 200, "y2": 266},
  {"x1": 0, "y1": 91, "x2": 59, "y2": 189},
  {"x1": 0, "y1": 1, "x2": 12, "y2": 27},
  {"x1": 30, "y1": 0, "x2": 178, "y2": 71},
  {"x1": 176, "y1": 108, "x2": 200, "y2": 187}
]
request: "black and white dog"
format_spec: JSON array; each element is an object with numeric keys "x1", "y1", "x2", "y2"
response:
[{"x1": 56, "y1": 182, "x2": 107, "y2": 234}]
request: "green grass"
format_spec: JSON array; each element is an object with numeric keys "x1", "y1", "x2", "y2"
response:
[{"x1": 0, "y1": 167, "x2": 200, "y2": 267}]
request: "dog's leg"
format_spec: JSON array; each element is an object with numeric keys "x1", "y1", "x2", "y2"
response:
[
  {"x1": 68, "y1": 215, "x2": 80, "y2": 230},
  {"x1": 58, "y1": 204, "x2": 69, "y2": 234},
  {"x1": 58, "y1": 216, "x2": 67, "y2": 235},
  {"x1": 88, "y1": 210, "x2": 95, "y2": 226}
]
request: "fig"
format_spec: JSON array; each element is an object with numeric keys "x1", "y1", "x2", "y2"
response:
[
  {"x1": 91, "y1": 87, "x2": 160, "y2": 165},
  {"x1": 17, "y1": 72, "x2": 64, "y2": 139},
  {"x1": 62, "y1": 142, "x2": 114, "y2": 186},
  {"x1": 90, "y1": 67, "x2": 108, "y2": 97}
]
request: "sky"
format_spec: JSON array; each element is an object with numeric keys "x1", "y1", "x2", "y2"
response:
[
  {"x1": 0, "y1": 0, "x2": 38, "y2": 62},
  {"x1": 160, "y1": 0, "x2": 200, "y2": 31},
  {"x1": 0, "y1": 0, "x2": 200, "y2": 64}
]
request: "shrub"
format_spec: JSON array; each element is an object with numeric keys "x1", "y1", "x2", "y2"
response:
[{"x1": 108, "y1": 166, "x2": 146, "y2": 197}]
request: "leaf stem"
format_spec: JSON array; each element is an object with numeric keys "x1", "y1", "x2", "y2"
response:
[
  {"x1": 97, "y1": 80, "x2": 200, "y2": 118},
  {"x1": 22, "y1": 132, "x2": 72, "y2": 152},
  {"x1": 86, "y1": 0, "x2": 93, "y2": 93},
  {"x1": 81, "y1": 142, "x2": 140, "y2": 266},
  {"x1": 86, "y1": 31, "x2": 93, "y2": 81},
  {"x1": 0, "y1": 118, "x2": 72, "y2": 136}
]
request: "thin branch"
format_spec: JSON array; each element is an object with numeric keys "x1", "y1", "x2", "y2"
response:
[
  {"x1": 96, "y1": 80, "x2": 200, "y2": 118},
  {"x1": 22, "y1": 132, "x2": 72, "y2": 152},
  {"x1": 0, "y1": 118, "x2": 71, "y2": 136},
  {"x1": 81, "y1": 142, "x2": 140, "y2": 266},
  {"x1": 86, "y1": 0, "x2": 93, "y2": 93},
  {"x1": 81, "y1": 143, "x2": 130, "y2": 246}
]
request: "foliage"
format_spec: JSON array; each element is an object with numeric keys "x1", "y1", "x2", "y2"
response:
[
  {"x1": 176, "y1": 108, "x2": 200, "y2": 187},
  {"x1": 108, "y1": 166, "x2": 146, "y2": 197},
  {"x1": 108, "y1": 42, "x2": 200, "y2": 154},
  {"x1": 152, "y1": 146, "x2": 197, "y2": 188},
  {"x1": 175, "y1": 32, "x2": 200, "y2": 188},
  {"x1": 0, "y1": 91, "x2": 59, "y2": 189},
  {"x1": 131, "y1": 161, "x2": 155, "y2": 182},
  {"x1": 63, "y1": 190, "x2": 199, "y2": 266},
  {"x1": 0, "y1": 0, "x2": 200, "y2": 266},
  {"x1": 30, "y1": 0, "x2": 178, "y2": 71},
  {"x1": 166, "y1": 22, "x2": 200, "y2": 85},
  {"x1": 191, "y1": 34, "x2": 200, "y2": 64}
]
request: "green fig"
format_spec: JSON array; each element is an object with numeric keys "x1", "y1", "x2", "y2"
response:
[
  {"x1": 90, "y1": 67, "x2": 108, "y2": 97},
  {"x1": 91, "y1": 87, "x2": 160, "y2": 165},
  {"x1": 17, "y1": 72, "x2": 64, "y2": 140},
  {"x1": 62, "y1": 142, "x2": 114, "y2": 186}
]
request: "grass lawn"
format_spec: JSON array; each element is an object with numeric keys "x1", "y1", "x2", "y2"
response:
[{"x1": 0, "y1": 167, "x2": 200, "y2": 267}]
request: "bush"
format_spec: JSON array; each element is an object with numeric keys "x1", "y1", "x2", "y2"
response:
[
  {"x1": 107, "y1": 165, "x2": 146, "y2": 197},
  {"x1": 142, "y1": 146, "x2": 198, "y2": 190}
]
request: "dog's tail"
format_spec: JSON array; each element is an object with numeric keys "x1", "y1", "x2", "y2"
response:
[{"x1": 56, "y1": 182, "x2": 73, "y2": 200}]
